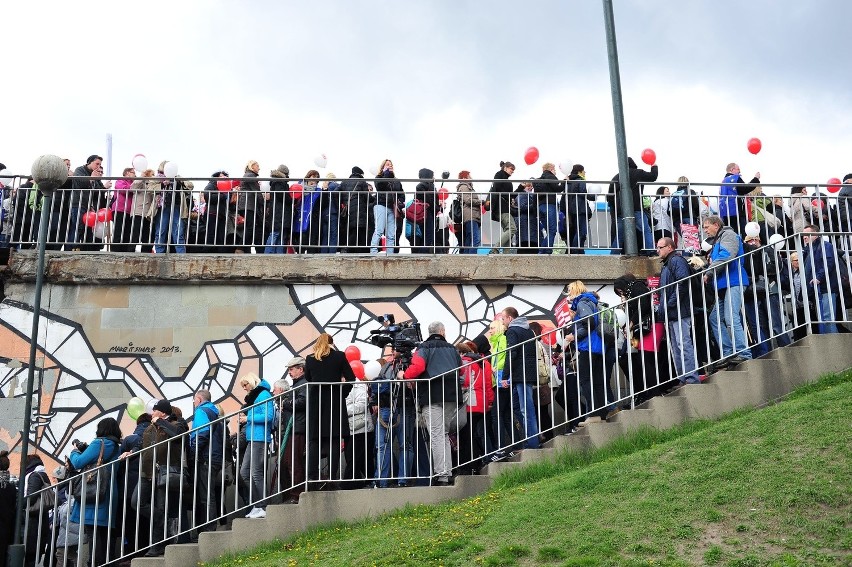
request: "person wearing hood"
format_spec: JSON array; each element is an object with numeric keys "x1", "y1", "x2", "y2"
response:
[
  {"x1": 533, "y1": 162, "x2": 563, "y2": 253},
  {"x1": 411, "y1": 168, "x2": 437, "y2": 253},
  {"x1": 264, "y1": 164, "x2": 294, "y2": 254},
  {"x1": 341, "y1": 166, "x2": 374, "y2": 253},
  {"x1": 456, "y1": 171, "x2": 482, "y2": 254},
  {"x1": 607, "y1": 157, "x2": 658, "y2": 254},
  {"x1": 371, "y1": 159, "x2": 404, "y2": 254},
  {"x1": 68, "y1": 417, "x2": 123, "y2": 566},
  {"x1": 563, "y1": 164, "x2": 594, "y2": 253},
  {"x1": 237, "y1": 374, "x2": 275, "y2": 519},
  {"x1": 499, "y1": 307, "x2": 540, "y2": 449},
  {"x1": 23, "y1": 453, "x2": 53, "y2": 567},
  {"x1": 564, "y1": 281, "x2": 615, "y2": 424},
  {"x1": 486, "y1": 161, "x2": 517, "y2": 253}
]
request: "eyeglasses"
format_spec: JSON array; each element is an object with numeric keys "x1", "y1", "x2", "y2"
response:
[{"x1": 656, "y1": 244, "x2": 670, "y2": 249}]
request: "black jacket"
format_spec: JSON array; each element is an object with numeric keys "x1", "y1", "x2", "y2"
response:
[
  {"x1": 533, "y1": 169, "x2": 563, "y2": 206},
  {"x1": 489, "y1": 169, "x2": 515, "y2": 221},
  {"x1": 375, "y1": 170, "x2": 404, "y2": 209},
  {"x1": 281, "y1": 377, "x2": 308, "y2": 434},
  {"x1": 505, "y1": 317, "x2": 538, "y2": 384},
  {"x1": 305, "y1": 350, "x2": 356, "y2": 439},
  {"x1": 564, "y1": 173, "x2": 593, "y2": 218},
  {"x1": 405, "y1": 334, "x2": 463, "y2": 406},
  {"x1": 341, "y1": 174, "x2": 373, "y2": 227},
  {"x1": 607, "y1": 158, "x2": 658, "y2": 216}
]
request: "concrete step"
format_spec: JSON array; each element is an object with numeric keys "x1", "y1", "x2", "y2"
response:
[
  {"x1": 608, "y1": 407, "x2": 658, "y2": 429},
  {"x1": 131, "y1": 557, "x2": 165, "y2": 567},
  {"x1": 643, "y1": 395, "x2": 692, "y2": 428},
  {"x1": 581, "y1": 420, "x2": 625, "y2": 448},
  {"x1": 518, "y1": 447, "x2": 556, "y2": 463},
  {"x1": 545, "y1": 430, "x2": 593, "y2": 452}
]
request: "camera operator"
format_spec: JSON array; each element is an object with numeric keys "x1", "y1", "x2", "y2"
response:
[
  {"x1": 374, "y1": 347, "x2": 417, "y2": 488},
  {"x1": 398, "y1": 321, "x2": 463, "y2": 485}
]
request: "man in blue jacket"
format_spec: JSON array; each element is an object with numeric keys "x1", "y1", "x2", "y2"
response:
[
  {"x1": 703, "y1": 215, "x2": 752, "y2": 367},
  {"x1": 656, "y1": 237, "x2": 701, "y2": 385},
  {"x1": 190, "y1": 389, "x2": 224, "y2": 534},
  {"x1": 801, "y1": 224, "x2": 840, "y2": 334}
]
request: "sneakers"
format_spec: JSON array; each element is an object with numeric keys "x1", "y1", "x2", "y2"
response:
[
  {"x1": 245, "y1": 507, "x2": 266, "y2": 519},
  {"x1": 577, "y1": 416, "x2": 602, "y2": 427},
  {"x1": 605, "y1": 407, "x2": 621, "y2": 420}
]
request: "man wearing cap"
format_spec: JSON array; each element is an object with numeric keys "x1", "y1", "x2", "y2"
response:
[
  {"x1": 189, "y1": 390, "x2": 224, "y2": 535},
  {"x1": 279, "y1": 357, "x2": 308, "y2": 503},
  {"x1": 138, "y1": 399, "x2": 188, "y2": 557},
  {"x1": 69, "y1": 155, "x2": 111, "y2": 250}
]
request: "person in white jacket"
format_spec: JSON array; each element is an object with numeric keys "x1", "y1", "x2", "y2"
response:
[{"x1": 344, "y1": 376, "x2": 375, "y2": 488}]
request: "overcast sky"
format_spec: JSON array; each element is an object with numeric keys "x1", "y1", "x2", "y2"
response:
[{"x1": 3, "y1": 0, "x2": 851, "y2": 194}]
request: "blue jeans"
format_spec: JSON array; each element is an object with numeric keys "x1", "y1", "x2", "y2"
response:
[
  {"x1": 320, "y1": 211, "x2": 339, "y2": 253},
  {"x1": 370, "y1": 204, "x2": 396, "y2": 253},
  {"x1": 264, "y1": 231, "x2": 285, "y2": 254},
  {"x1": 817, "y1": 292, "x2": 839, "y2": 334},
  {"x1": 667, "y1": 317, "x2": 700, "y2": 383},
  {"x1": 513, "y1": 383, "x2": 540, "y2": 449},
  {"x1": 66, "y1": 206, "x2": 83, "y2": 246},
  {"x1": 461, "y1": 221, "x2": 481, "y2": 254},
  {"x1": 154, "y1": 204, "x2": 186, "y2": 253},
  {"x1": 538, "y1": 204, "x2": 558, "y2": 253},
  {"x1": 613, "y1": 210, "x2": 654, "y2": 252},
  {"x1": 708, "y1": 285, "x2": 752, "y2": 360},
  {"x1": 374, "y1": 406, "x2": 415, "y2": 487}
]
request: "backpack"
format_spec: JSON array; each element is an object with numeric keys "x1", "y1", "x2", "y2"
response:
[
  {"x1": 535, "y1": 341, "x2": 551, "y2": 384},
  {"x1": 450, "y1": 199, "x2": 463, "y2": 224},
  {"x1": 405, "y1": 199, "x2": 428, "y2": 222},
  {"x1": 597, "y1": 302, "x2": 619, "y2": 345},
  {"x1": 670, "y1": 188, "x2": 686, "y2": 211}
]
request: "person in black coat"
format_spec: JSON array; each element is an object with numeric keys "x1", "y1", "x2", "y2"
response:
[
  {"x1": 264, "y1": 164, "x2": 294, "y2": 253},
  {"x1": 500, "y1": 307, "x2": 541, "y2": 449},
  {"x1": 533, "y1": 163, "x2": 563, "y2": 253},
  {"x1": 562, "y1": 164, "x2": 594, "y2": 253},
  {"x1": 0, "y1": 451, "x2": 17, "y2": 567},
  {"x1": 607, "y1": 157, "x2": 658, "y2": 253},
  {"x1": 304, "y1": 334, "x2": 355, "y2": 488},
  {"x1": 486, "y1": 161, "x2": 517, "y2": 253},
  {"x1": 341, "y1": 167, "x2": 374, "y2": 253}
]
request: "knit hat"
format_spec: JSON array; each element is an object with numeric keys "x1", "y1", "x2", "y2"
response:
[
  {"x1": 843, "y1": 173, "x2": 852, "y2": 183},
  {"x1": 277, "y1": 164, "x2": 290, "y2": 177},
  {"x1": 351, "y1": 166, "x2": 364, "y2": 175},
  {"x1": 153, "y1": 399, "x2": 172, "y2": 415}
]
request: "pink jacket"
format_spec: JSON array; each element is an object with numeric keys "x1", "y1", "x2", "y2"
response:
[{"x1": 112, "y1": 179, "x2": 134, "y2": 214}]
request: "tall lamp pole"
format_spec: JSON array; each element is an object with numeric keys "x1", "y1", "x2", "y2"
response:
[
  {"x1": 602, "y1": 0, "x2": 637, "y2": 256},
  {"x1": 8, "y1": 155, "x2": 67, "y2": 567}
]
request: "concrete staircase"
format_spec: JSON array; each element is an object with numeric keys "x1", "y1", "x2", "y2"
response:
[{"x1": 131, "y1": 334, "x2": 851, "y2": 567}]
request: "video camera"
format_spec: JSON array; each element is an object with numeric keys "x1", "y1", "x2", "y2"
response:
[{"x1": 369, "y1": 314, "x2": 422, "y2": 367}]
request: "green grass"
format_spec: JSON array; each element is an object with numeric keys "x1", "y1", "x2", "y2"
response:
[{"x1": 207, "y1": 372, "x2": 852, "y2": 566}]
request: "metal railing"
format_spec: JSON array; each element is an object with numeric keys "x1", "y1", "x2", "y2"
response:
[
  {"x1": 17, "y1": 230, "x2": 852, "y2": 564},
  {"x1": 3, "y1": 175, "x2": 850, "y2": 255}
]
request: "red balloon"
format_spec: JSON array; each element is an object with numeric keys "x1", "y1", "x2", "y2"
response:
[
  {"x1": 290, "y1": 183, "x2": 304, "y2": 199},
  {"x1": 216, "y1": 179, "x2": 233, "y2": 192},
  {"x1": 96, "y1": 208, "x2": 112, "y2": 222},
  {"x1": 641, "y1": 148, "x2": 656, "y2": 166},
  {"x1": 812, "y1": 199, "x2": 825, "y2": 209},
  {"x1": 437, "y1": 187, "x2": 449, "y2": 202},
  {"x1": 524, "y1": 146, "x2": 540, "y2": 166},
  {"x1": 747, "y1": 137, "x2": 762, "y2": 155},
  {"x1": 344, "y1": 345, "x2": 361, "y2": 362},
  {"x1": 349, "y1": 359, "x2": 365, "y2": 379},
  {"x1": 82, "y1": 211, "x2": 98, "y2": 228},
  {"x1": 827, "y1": 177, "x2": 842, "y2": 194}
]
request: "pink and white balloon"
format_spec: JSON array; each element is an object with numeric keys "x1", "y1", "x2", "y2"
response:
[{"x1": 314, "y1": 154, "x2": 328, "y2": 169}]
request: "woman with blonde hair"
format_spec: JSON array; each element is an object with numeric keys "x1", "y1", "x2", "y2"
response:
[
  {"x1": 238, "y1": 371, "x2": 275, "y2": 518},
  {"x1": 486, "y1": 317, "x2": 514, "y2": 456},
  {"x1": 304, "y1": 333, "x2": 356, "y2": 488},
  {"x1": 371, "y1": 159, "x2": 404, "y2": 254}
]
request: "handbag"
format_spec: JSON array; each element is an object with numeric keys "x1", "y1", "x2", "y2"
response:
[
  {"x1": 26, "y1": 472, "x2": 56, "y2": 515},
  {"x1": 69, "y1": 440, "x2": 110, "y2": 503}
]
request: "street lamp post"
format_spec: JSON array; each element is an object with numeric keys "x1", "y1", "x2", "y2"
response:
[{"x1": 8, "y1": 155, "x2": 67, "y2": 567}]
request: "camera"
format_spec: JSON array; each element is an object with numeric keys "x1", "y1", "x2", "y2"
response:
[
  {"x1": 72, "y1": 439, "x2": 88, "y2": 453},
  {"x1": 369, "y1": 314, "x2": 422, "y2": 368}
]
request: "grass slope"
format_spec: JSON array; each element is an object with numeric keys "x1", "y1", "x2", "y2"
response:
[{"x1": 209, "y1": 373, "x2": 852, "y2": 567}]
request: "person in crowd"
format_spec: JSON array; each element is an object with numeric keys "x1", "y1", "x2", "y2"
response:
[
  {"x1": 186, "y1": 191, "x2": 207, "y2": 252},
  {"x1": 411, "y1": 168, "x2": 437, "y2": 253},
  {"x1": 789, "y1": 186, "x2": 819, "y2": 235},
  {"x1": 341, "y1": 166, "x2": 374, "y2": 253},
  {"x1": 770, "y1": 195, "x2": 793, "y2": 237},
  {"x1": 68, "y1": 417, "x2": 122, "y2": 566},
  {"x1": 456, "y1": 343, "x2": 495, "y2": 468},
  {"x1": 304, "y1": 334, "x2": 355, "y2": 489},
  {"x1": 780, "y1": 252, "x2": 811, "y2": 340},
  {"x1": 718, "y1": 163, "x2": 760, "y2": 237},
  {"x1": 189, "y1": 389, "x2": 224, "y2": 534},
  {"x1": 563, "y1": 164, "x2": 593, "y2": 253},
  {"x1": 234, "y1": 160, "x2": 265, "y2": 252},
  {"x1": 263, "y1": 165, "x2": 293, "y2": 254},
  {"x1": 499, "y1": 307, "x2": 540, "y2": 448},
  {"x1": 110, "y1": 167, "x2": 136, "y2": 252},
  {"x1": 374, "y1": 347, "x2": 417, "y2": 488},
  {"x1": 456, "y1": 171, "x2": 482, "y2": 254},
  {"x1": 485, "y1": 161, "x2": 517, "y2": 254},
  {"x1": 651, "y1": 186, "x2": 674, "y2": 243},
  {"x1": 656, "y1": 237, "x2": 701, "y2": 385},
  {"x1": 401, "y1": 321, "x2": 463, "y2": 485},
  {"x1": 371, "y1": 159, "x2": 403, "y2": 255},
  {"x1": 533, "y1": 162, "x2": 563, "y2": 253},
  {"x1": 0, "y1": 451, "x2": 17, "y2": 567},
  {"x1": 563, "y1": 280, "x2": 613, "y2": 423},
  {"x1": 69, "y1": 155, "x2": 111, "y2": 250},
  {"x1": 344, "y1": 361, "x2": 375, "y2": 488},
  {"x1": 702, "y1": 215, "x2": 753, "y2": 368},
  {"x1": 743, "y1": 233, "x2": 793, "y2": 356},
  {"x1": 318, "y1": 173, "x2": 342, "y2": 254},
  {"x1": 138, "y1": 401, "x2": 188, "y2": 556},
  {"x1": 292, "y1": 169, "x2": 323, "y2": 253},
  {"x1": 153, "y1": 161, "x2": 190, "y2": 254},
  {"x1": 607, "y1": 157, "x2": 658, "y2": 254},
  {"x1": 486, "y1": 318, "x2": 513, "y2": 455},
  {"x1": 515, "y1": 180, "x2": 539, "y2": 254},
  {"x1": 526, "y1": 321, "x2": 555, "y2": 442},
  {"x1": 23, "y1": 453, "x2": 52, "y2": 567},
  {"x1": 747, "y1": 186, "x2": 780, "y2": 244},
  {"x1": 837, "y1": 174, "x2": 852, "y2": 233},
  {"x1": 117, "y1": 412, "x2": 152, "y2": 560},
  {"x1": 237, "y1": 374, "x2": 275, "y2": 518},
  {"x1": 126, "y1": 168, "x2": 158, "y2": 254},
  {"x1": 669, "y1": 176, "x2": 702, "y2": 238},
  {"x1": 202, "y1": 170, "x2": 236, "y2": 253},
  {"x1": 279, "y1": 357, "x2": 308, "y2": 503},
  {"x1": 801, "y1": 224, "x2": 841, "y2": 334}
]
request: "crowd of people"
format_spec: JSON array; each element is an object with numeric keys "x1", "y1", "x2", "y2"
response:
[{"x1": 3, "y1": 156, "x2": 852, "y2": 255}]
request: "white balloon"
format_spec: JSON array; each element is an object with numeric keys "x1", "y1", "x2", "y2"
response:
[
  {"x1": 314, "y1": 153, "x2": 328, "y2": 169},
  {"x1": 163, "y1": 161, "x2": 179, "y2": 178},
  {"x1": 363, "y1": 360, "x2": 382, "y2": 380},
  {"x1": 259, "y1": 180, "x2": 270, "y2": 192},
  {"x1": 744, "y1": 221, "x2": 760, "y2": 237},
  {"x1": 132, "y1": 154, "x2": 148, "y2": 172},
  {"x1": 93, "y1": 221, "x2": 109, "y2": 240},
  {"x1": 558, "y1": 159, "x2": 573, "y2": 176},
  {"x1": 701, "y1": 239, "x2": 713, "y2": 252},
  {"x1": 145, "y1": 399, "x2": 157, "y2": 415},
  {"x1": 768, "y1": 233, "x2": 785, "y2": 251},
  {"x1": 368, "y1": 165, "x2": 379, "y2": 177}
]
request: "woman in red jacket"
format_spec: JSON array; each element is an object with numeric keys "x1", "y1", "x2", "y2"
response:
[{"x1": 456, "y1": 343, "x2": 496, "y2": 469}]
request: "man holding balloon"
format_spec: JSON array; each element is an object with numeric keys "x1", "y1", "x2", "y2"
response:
[
  {"x1": 718, "y1": 163, "x2": 760, "y2": 237},
  {"x1": 69, "y1": 154, "x2": 111, "y2": 250}
]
